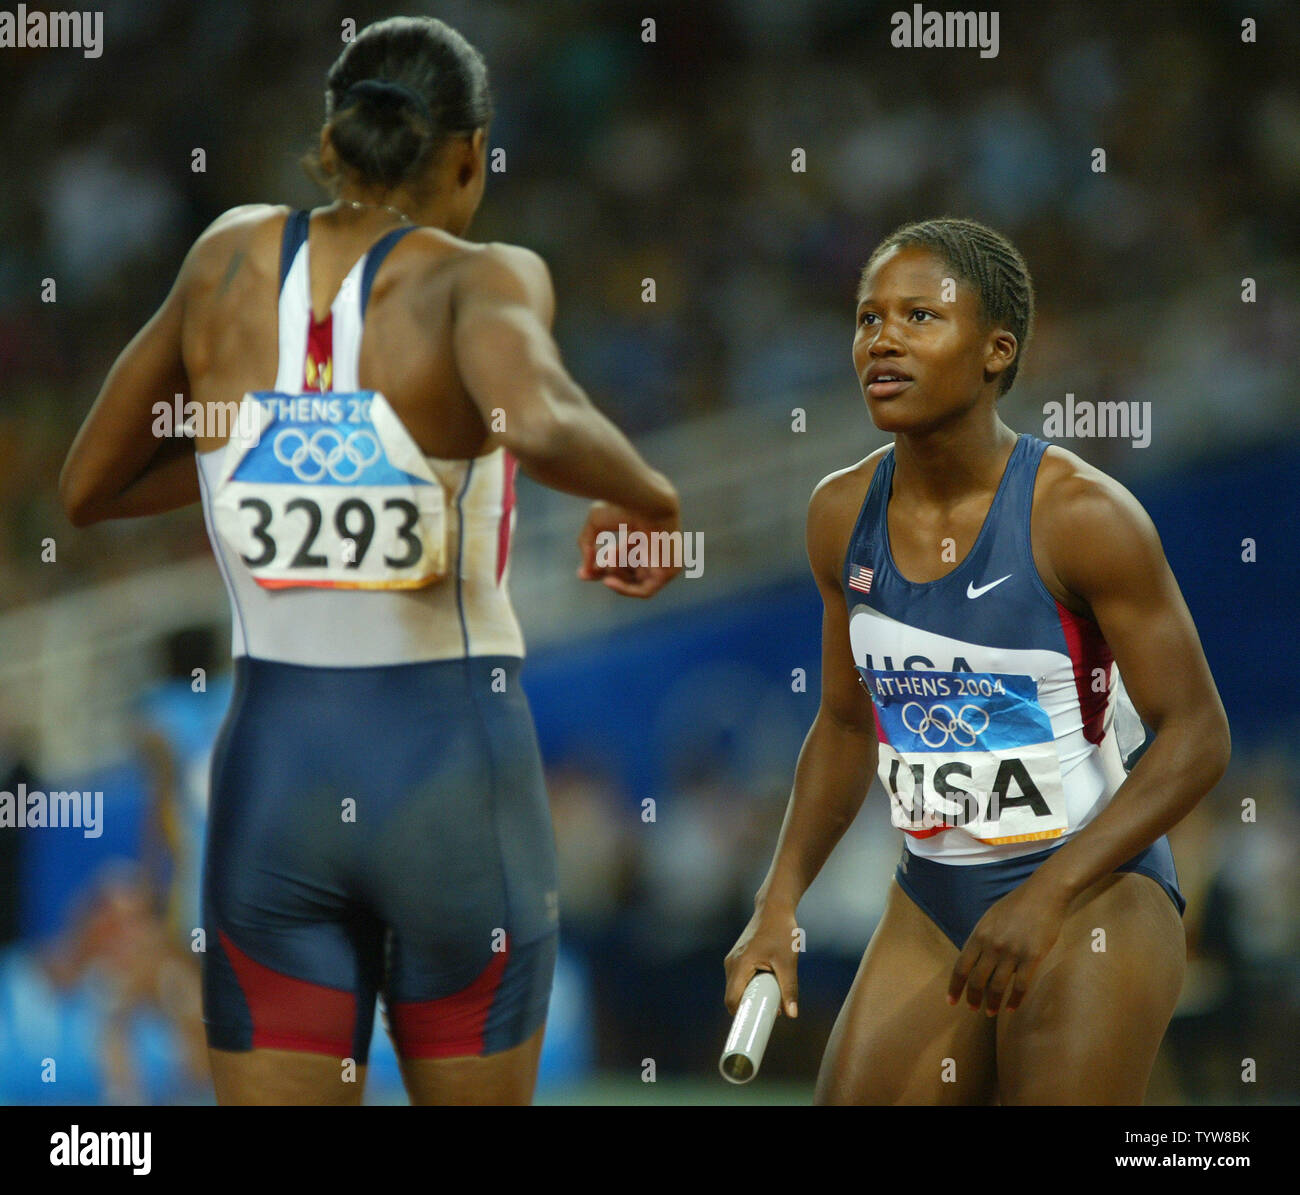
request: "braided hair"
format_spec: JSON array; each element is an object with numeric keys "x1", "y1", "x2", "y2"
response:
[{"x1": 860, "y1": 217, "x2": 1036, "y2": 396}]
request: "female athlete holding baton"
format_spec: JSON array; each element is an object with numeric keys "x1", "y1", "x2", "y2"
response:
[
  {"x1": 725, "y1": 216, "x2": 1229, "y2": 1104},
  {"x1": 61, "y1": 16, "x2": 680, "y2": 1105}
]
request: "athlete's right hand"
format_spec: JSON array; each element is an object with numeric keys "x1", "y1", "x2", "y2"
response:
[
  {"x1": 724, "y1": 903, "x2": 800, "y2": 1019},
  {"x1": 577, "y1": 500, "x2": 682, "y2": 598}
]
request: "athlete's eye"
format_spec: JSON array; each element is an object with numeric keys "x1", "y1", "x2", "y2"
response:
[{"x1": 857, "y1": 309, "x2": 935, "y2": 326}]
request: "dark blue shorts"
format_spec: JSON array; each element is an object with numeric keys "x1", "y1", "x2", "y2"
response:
[
  {"x1": 201, "y1": 654, "x2": 558, "y2": 1063},
  {"x1": 894, "y1": 835, "x2": 1185, "y2": 951}
]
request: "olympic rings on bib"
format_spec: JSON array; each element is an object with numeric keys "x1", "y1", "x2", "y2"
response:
[
  {"x1": 272, "y1": 427, "x2": 383, "y2": 482},
  {"x1": 900, "y1": 701, "x2": 990, "y2": 748}
]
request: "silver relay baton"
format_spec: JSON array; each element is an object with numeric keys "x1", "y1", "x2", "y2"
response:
[{"x1": 719, "y1": 971, "x2": 782, "y2": 1084}]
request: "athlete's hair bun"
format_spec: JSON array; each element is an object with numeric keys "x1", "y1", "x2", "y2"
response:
[
  {"x1": 328, "y1": 76, "x2": 434, "y2": 188},
  {"x1": 337, "y1": 78, "x2": 433, "y2": 125},
  {"x1": 309, "y1": 16, "x2": 493, "y2": 194}
]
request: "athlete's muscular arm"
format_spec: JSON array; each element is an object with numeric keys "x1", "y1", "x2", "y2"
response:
[
  {"x1": 59, "y1": 272, "x2": 196, "y2": 526},
  {"x1": 60, "y1": 208, "x2": 264, "y2": 526},
  {"x1": 724, "y1": 465, "x2": 881, "y2": 1019},
  {"x1": 948, "y1": 459, "x2": 1230, "y2": 1015},
  {"x1": 452, "y1": 242, "x2": 680, "y2": 597}
]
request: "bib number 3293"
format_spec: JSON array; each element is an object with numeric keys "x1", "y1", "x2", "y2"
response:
[{"x1": 210, "y1": 392, "x2": 448, "y2": 590}]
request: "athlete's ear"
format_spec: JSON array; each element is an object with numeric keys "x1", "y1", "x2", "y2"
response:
[
  {"x1": 984, "y1": 328, "x2": 1016, "y2": 386},
  {"x1": 458, "y1": 128, "x2": 487, "y2": 187},
  {"x1": 318, "y1": 126, "x2": 338, "y2": 175}
]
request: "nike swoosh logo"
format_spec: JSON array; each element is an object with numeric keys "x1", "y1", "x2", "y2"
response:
[{"x1": 966, "y1": 574, "x2": 1012, "y2": 599}]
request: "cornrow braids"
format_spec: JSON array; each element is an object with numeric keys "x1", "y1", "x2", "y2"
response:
[{"x1": 860, "y1": 216, "x2": 1036, "y2": 396}]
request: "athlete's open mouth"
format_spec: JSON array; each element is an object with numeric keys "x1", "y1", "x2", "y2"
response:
[{"x1": 867, "y1": 377, "x2": 912, "y2": 398}]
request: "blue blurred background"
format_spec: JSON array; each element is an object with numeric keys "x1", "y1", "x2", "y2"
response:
[{"x1": 0, "y1": 0, "x2": 1296, "y2": 1104}]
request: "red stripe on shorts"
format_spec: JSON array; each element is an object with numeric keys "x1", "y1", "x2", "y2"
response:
[
  {"x1": 387, "y1": 946, "x2": 509, "y2": 1059},
  {"x1": 218, "y1": 929, "x2": 357, "y2": 1055}
]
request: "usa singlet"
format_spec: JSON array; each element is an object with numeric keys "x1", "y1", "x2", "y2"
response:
[
  {"x1": 192, "y1": 209, "x2": 558, "y2": 1061},
  {"x1": 840, "y1": 433, "x2": 1183, "y2": 946},
  {"x1": 197, "y1": 210, "x2": 523, "y2": 667}
]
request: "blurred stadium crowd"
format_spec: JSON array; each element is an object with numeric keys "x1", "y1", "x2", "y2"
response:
[
  {"x1": 2, "y1": 0, "x2": 1297, "y2": 607},
  {"x1": 0, "y1": 0, "x2": 1296, "y2": 1102}
]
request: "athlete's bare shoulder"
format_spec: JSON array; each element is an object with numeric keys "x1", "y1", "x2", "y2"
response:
[
  {"x1": 1035, "y1": 444, "x2": 1157, "y2": 538},
  {"x1": 807, "y1": 445, "x2": 892, "y2": 590},
  {"x1": 193, "y1": 204, "x2": 286, "y2": 254},
  {"x1": 1033, "y1": 443, "x2": 1166, "y2": 612},
  {"x1": 443, "y1": 239, "x2": 557, "y2": 327},
  {"x1": 180, "y1": 204, "x2": 288, "y2": 295},
  {"x1": 810, "y1": 446, "x2": 890, "y2": 531}
]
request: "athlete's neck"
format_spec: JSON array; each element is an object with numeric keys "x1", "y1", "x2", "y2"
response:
[
  {"x1": 326, "y1": 190, "x2": 462, "y2": 234},
  {"x1": 891, "y1": 417, "x2": 1018, "y2": 507}
]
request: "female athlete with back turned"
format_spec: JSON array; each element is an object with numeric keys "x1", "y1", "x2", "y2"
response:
[{"x1": 61, "y1": 16, "x2": 680, "y2": 1105}]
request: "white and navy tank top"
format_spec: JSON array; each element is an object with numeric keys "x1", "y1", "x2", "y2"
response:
[
  {"x1": 842, "y1": 433, "x2": 1145, "y2": 864},
  {"x1": 195, "y1": 209, "x2": 524, "y2": 667}
]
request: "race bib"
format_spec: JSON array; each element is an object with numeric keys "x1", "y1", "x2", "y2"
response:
[
  {"x1": 210, "y1": 391, "x2": 447, "y2": 590},
  {"x1": 864, "y1": 669, "x2": 1068, "y2": 845}
]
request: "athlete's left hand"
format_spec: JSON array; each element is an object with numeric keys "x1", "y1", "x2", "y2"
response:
[
  {"x1": 577, "y1": 500, "x2": 682, "y2": 598},
  {"x1": 946, "y1": 874, "x2": 1071, "y2": 1015}
]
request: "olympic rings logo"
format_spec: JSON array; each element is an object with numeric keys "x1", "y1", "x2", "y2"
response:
[
  {"x1": 900, "y1": 702, "x2": 990, "y2": 748},
  {"x1": 272, "y1": 428, "x2": 382, "y2": 482}
]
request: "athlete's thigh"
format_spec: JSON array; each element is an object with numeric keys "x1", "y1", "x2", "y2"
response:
[
  {"x1": 202, "y1": 669, "x2": 385, "y2": 1100},
  {"x1": 371, "y1": 658, "x2": 558, "y2": 1100},
  {"x1": 815, "y1": 879, "x2": 997, "y2": 1105},
  {"x1": 997, "y1": 872, "x2": 1186, "y2": 1105},
  {"x1": 398, "y1": 1024, "x2": 546, "y2": 1106},
  {"x1": 209, "y1": 1049, "x2": 367, "y2": 1106}
]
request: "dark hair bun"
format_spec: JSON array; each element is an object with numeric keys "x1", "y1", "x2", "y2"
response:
[
  {"x1": 339, "y1": 79, "x2": 432, "y2": 124},
  {"x1": 314, "y1": 16, "x2": 493, "y2": 191}
]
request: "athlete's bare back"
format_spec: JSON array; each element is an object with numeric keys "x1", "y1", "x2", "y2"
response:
[{"x1": 182, "y1": 204, "x2": 533, "y2": 461}]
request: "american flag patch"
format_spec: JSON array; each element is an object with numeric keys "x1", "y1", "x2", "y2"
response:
[{"x1": 848, "y1": 565, "x2": 874, "y2": 594}]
